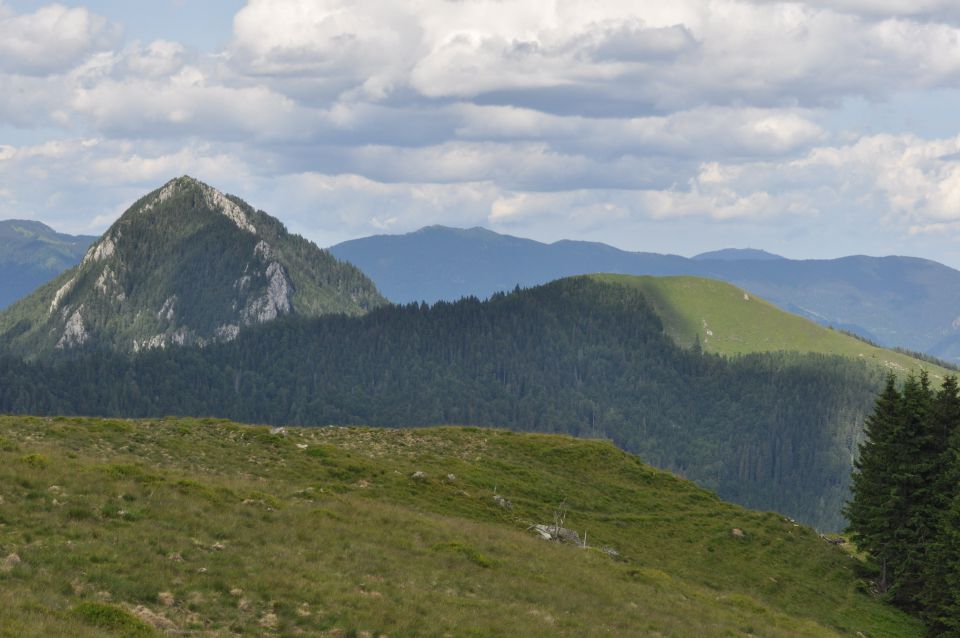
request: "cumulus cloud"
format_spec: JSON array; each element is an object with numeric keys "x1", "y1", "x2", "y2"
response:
[
  {"x1": 8, "y1": 0, "x2": 960, "y2": 262},
  {"x1": 0, "y1": 3, "x2": 119, "y2": 75},
  {"x1": 227, "y1": 0, "x2": 960, "y2": 112}
]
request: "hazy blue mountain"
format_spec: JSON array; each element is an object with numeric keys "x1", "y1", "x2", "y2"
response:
[
  {"x1": 0, "y1": 220, "x2": 96, "y2": 310},
  {"x1": 0, "y1": 176, "x2": 386, "y2": 358},
  {"x1": 693, "y1": 248, "x2": 785, "y2": 261},
  {"x1": 330, "y1": 225, "x2": 960, "y2": 361}
]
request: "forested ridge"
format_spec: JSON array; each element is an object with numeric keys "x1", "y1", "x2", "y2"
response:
[{"x1": 0, "y1": 277, "x2": 887, "y2": 530}]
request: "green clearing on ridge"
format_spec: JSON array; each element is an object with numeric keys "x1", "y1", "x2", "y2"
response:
[{"x1": 592, "y1": 274, "x2": 955, "y2": 382}]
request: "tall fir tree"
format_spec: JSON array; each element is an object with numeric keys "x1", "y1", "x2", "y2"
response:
[
  {"x1": 920, "y1": 376, "x2": 960, "y2": 635},
  {"x1": 887, "y1": 371, "x2": 934, "y2": 609},
  {"x1": 847, "y1": 374, "x2": 903, "y2": 593}
]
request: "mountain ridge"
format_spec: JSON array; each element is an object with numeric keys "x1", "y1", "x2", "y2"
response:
[
  {"x1": 330, "y1": 225, "x2": 960, "y2": 361},
  {"x1": 0, "y1": 219, "x2": 96, "y2": 310},
  {"x1": 0, "y1": 176, "x2": 386, "y2": 357}
]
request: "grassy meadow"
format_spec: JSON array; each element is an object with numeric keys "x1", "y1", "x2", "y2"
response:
[{"x1": 0, "y1": 416, "x2": 920, "y2": 636}]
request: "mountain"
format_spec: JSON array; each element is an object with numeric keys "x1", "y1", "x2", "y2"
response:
[
  {"x1": 693, "y1": 247, "x2": 785, "y2": 261},
  {"x1": 329, "y1": 225, "x2": 692, "y2": 305},
  {"x1": 0, "y1": 176, "x2": 386, "y2": 357},
  {"x1": 0, "y1": 415, "x2": 920, "y2": 637},
  {"x1": 6, "y1": 274, "x2": 947, "y2": 530},
  {"x1": 329, "y1": 225, "x2": 960, "y2": 361},
  {"x1": 0, "y1": 220, "x2": 96, "y2": 310}
]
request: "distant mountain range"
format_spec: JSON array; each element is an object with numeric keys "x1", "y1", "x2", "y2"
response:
[
  {"x1": 0, "y1": 177, "x2": 385, "y2": 358},
  {"x1": 330, "y1": 225, "x2": 960, "y2": 362},
  {"x1": 0, "y1": 220, "x2": 95, "y2": 309}
]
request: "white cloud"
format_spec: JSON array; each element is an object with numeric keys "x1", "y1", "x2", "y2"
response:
[
  {"x1": 0, "y1": 3, "x2": 119, "y2": 75},
  {"x1": 7, "y1": 0, "x2": 960, "y2": 262},
  {"x1": 225, "y1": 0, "x2": 960, "y2": 114}
]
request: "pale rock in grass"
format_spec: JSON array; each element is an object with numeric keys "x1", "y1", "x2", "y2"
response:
[
  {"x1": 131, "y1": 605, "x2": 177, "y2": 632},
  {"x1": 1, "y1": 553, "x2": 21, "y2": 573},
  {"x1": 56, "y1": 307, "x2": 88, "y2": 349},
  {"x1": 259, "y1": 613, "x2": 279, "y2": 629},
  {"x1": 530, "y1": 524, "x2": 581, "y2": 545}
]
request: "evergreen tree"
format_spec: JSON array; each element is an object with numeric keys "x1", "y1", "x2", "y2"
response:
[
  {"x1": 847, "y1": 374, "x2": 902, "y2": 593},
  {"x1": 920, "y1": 376, "x2": 960, "y2": 635},
  {"x1": 888, "y1": 372, "x2": 934, "y2": 609}
]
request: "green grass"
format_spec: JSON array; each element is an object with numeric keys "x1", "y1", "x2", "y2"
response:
[
  {"x1": 593, "y1": 274, "x2": 954, "y2": 382},
  {"x1": 0, "y1": 416, "x2": 920, "y2": 636}
]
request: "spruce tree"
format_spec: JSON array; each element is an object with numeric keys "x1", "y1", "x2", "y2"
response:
[
  {"x1": 887, "y1": 372, "x2": 933, "y2": 609},
  {"x1": 920, "y1": 376, "x2": 960, "y2": 635},
  {"x1": 847, "y1": 374, "x2": 902, "y2": 593}
]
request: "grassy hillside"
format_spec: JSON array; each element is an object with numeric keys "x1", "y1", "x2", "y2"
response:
[
  {"x1": 0, "y1": 416, "x2": 919, "y2": 637},
  {"x1": 593, "y1": 274, "x2": 955, "y2": 382}
]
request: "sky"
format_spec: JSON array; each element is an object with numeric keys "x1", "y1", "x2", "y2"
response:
[{"x1": 4, "y1": 1, "x2": 960, "y2": 264}]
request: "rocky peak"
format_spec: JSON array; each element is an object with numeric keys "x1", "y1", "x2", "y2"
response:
[
  {"x1": 140, "y1": 176, "x2": 258, "y2": 235},
  {"x1": 0, "y1": 176, "x2": 386, "y2": 358}
]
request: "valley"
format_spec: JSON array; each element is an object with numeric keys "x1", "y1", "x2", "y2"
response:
[{"x1": 0, "y1": 178, "x2": 948, "y2": 636}]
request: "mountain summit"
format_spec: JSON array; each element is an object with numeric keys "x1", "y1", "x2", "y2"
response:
[{"x1": 0, "y1": 176, "x2": 385, "y2": 357}]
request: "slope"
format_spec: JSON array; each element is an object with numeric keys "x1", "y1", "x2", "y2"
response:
[
  {"x1": 0, "y1": 276, "x2": 894, "y2": 530},
  {"x1": 0, "y1": 416, "x2": 920, "y2": 637},
  {"x1": 329, "y1": 225, "x2": 960, "y2": 361},
  {"x1": 0, "y1": 220, "x2": 95, "y2": 310},
  {"x1": 0, "y1": 177, "x2": 385, "y2": 357},
  {"x1": 593, "y1": 274, "x2": 956, "y2": 382}
]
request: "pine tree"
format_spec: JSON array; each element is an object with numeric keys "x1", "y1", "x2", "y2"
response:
[
  {"x1": 885, "y1": 372, "x2": 934, "y2": 609},
  {"x1": 846, "y1": 374, "x2": 902, "y2": 593},
  {"x1": 920, "y1": 375, "x2": 960, "y2": 635}
]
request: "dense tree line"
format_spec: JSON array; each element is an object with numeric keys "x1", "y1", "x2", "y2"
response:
[
  {"x1": 0, "y1": 277, "x2": 886, "y2": 530},
  {"x1": 847, "y1": 373, "x2": 960, "y2": 636}
]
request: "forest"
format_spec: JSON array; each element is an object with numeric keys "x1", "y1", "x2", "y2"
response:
[{"x1": 0, "y1": 277, "x2": 887, "y2": 530}]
